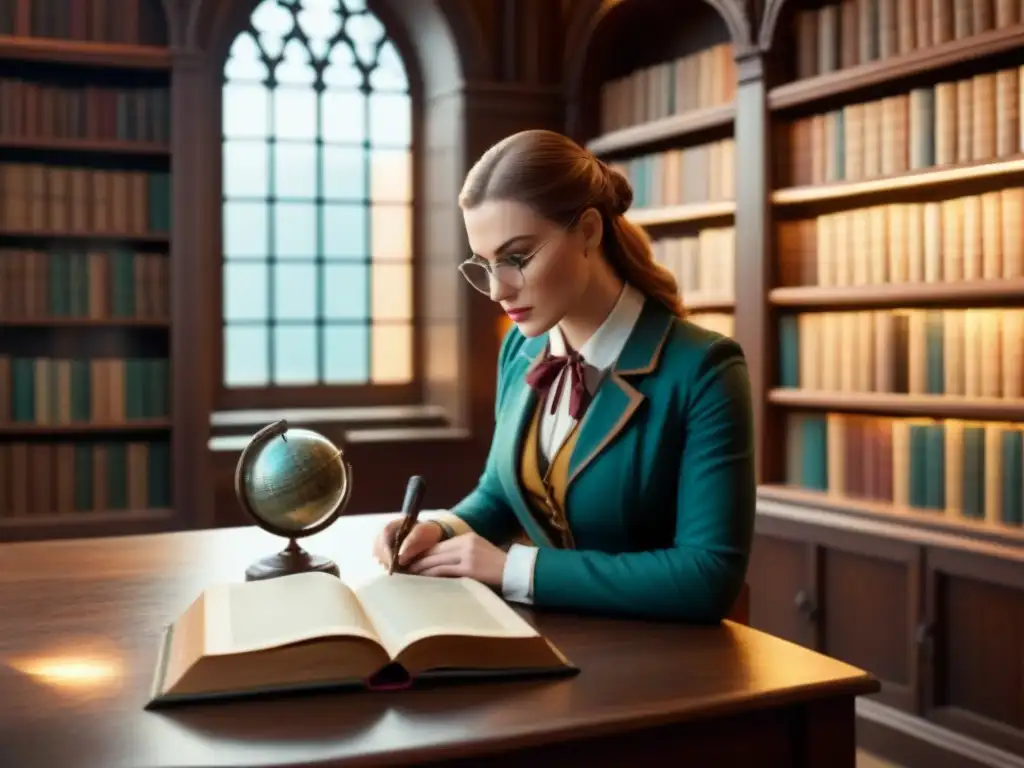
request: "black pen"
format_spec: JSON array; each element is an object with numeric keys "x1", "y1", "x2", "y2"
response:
[{"x1": 389, "y1": 475, "x2": 426, "y2": 575}]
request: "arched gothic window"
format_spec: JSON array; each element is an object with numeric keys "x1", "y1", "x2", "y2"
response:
[{"x1": 221, "y1": 0, "x2": 413, "y2": 397}]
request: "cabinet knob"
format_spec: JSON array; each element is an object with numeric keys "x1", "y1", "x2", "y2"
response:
[{"x1": 794, "y1": 589, "x2": 819, "y2": 620}]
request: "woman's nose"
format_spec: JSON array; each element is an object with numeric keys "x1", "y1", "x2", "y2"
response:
[{"x1": 489, "y1": 274, "x2": 515, "y2": 303}]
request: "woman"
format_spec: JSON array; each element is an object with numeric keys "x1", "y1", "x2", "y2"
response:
[{"x1": 372, "y1": 129, "x2": 755, "y2": 623}]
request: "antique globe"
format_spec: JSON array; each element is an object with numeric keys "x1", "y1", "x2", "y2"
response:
[{"x1": 235, "y1": 419, "x2": 353, "y2": 581}]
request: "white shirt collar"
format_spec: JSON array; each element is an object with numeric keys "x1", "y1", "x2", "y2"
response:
[{"x1": 548, "y1": 283, "x2": 645, "y2": 371}]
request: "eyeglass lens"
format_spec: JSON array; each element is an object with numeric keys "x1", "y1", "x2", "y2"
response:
[{"x1": 459, "y1": 262, "x2": 525, "y2": 294}]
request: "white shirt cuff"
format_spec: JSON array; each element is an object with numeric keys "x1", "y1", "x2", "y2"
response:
[{"x1": 501, "y1": 543, "x2": 538, "y2": 604}]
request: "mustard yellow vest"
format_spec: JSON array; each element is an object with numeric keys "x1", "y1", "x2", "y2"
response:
[{"x1": 517, "y1": 400, "x2": 581, "y2": 549}]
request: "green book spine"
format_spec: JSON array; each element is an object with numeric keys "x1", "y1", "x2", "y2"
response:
[
  {"x1": 70, "y1": 359, "x2": 91, "y2": 421},
  {"x1": 778, "y1": 315, "x2": 800, "y2": 388},
  {"x1": 147, "y1": 440, "x2": 173, "y2": 508},
  {"x1": 786, "y1": 414, "x2": 803, "y2": 486},
  {"x1": 925, "y1": 311, "x2": 944, "y2": 395},
  {"x1": 924, "y1": 423, "x2": 945, "y2": 511},
  {"x1": 800, "y1": 413, "x2": 829, "y2": 491},
  {"x1": 11, "y1": 358, "x2": 35, "y2": 422},
  {"x1": 1000, "y1": 428, "x2": 1023, "y2": 526},
  {"x1": 125, "y1": 359, "x2": 139, "y2": 420},
  {"x1": 832, "y1": 110, "x2": 845, "y2": 181},
  {"x1": 961, "y1": 426, "x2": 986, "y2": 520},
  {"x1": 908, "y1": 424, "x2": 930, "y2": 509},
  {"x1": 105, "y1": 442, "x2": 128, "y2": 510}
]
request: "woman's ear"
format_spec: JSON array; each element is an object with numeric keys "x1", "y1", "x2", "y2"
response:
[{"x1": 577, "y1": 207, "x2": 604, "y2": 254}]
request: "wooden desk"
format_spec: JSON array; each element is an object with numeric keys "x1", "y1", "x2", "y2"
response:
[{"x1": 0, "y1": 513, "x2": 879, "y2": 767}]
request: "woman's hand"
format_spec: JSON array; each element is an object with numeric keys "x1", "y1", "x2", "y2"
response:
[
  {"x1": 403, "y1": 533, "x2": 508, "y2": 588},
  {"x1": 372, "y1": 519, "x2": 443, "y2": 571}
]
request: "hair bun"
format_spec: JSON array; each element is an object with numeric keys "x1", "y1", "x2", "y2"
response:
[{"x1": 606, "y1": 166, "x2": 633, "y2": 216}]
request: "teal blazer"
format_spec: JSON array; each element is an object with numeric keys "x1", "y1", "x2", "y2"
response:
[{"x1": 450, "y1": 299, "x2": 756, "y2": 623}]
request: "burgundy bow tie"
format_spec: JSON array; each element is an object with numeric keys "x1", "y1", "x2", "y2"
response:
[{"x1": 525, "y1": 349, "x2": 591, "y2": 420}]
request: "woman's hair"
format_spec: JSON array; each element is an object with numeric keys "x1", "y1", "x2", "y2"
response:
[{"x1": 459, "y1": 129, "x2": 685, "y2": 318}]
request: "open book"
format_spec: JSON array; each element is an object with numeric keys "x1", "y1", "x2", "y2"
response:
[{"x1": 146, "y1": 571, "x2": 576, "y2": 707}]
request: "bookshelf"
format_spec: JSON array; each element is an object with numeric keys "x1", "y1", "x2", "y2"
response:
[
  {"x1": 573, "y1": 0, "x2": 1024, "y2": 765},
  {"x1": 566, "y1": 1, "x2": 739, "y2": 341},
  {"x1": 0, "y1": 0, "x2": 174, "y2": 541}
]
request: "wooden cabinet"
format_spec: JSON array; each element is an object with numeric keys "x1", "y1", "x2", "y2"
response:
[
  {"x1": 923, "y1": 546, "x2": 1024, "y2": 758},
  {"x1": 753, "y1": 499, "x2": 1024, "y2": 768}
]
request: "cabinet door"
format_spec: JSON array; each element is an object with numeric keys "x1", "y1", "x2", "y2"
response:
[
  {"x1": 815, "y1": 530, "x2": 922, "y2": 714},
  {"x1": 922, "y1": 547, "x2": 1024, "y2": 758},
  {"x1": 748, "y1": 526, "x2": 816, "y2": 648}
]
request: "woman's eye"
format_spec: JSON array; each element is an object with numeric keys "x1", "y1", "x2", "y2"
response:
[{"x1": 503, "y1": 254, "x2": 528, "y2": 267}]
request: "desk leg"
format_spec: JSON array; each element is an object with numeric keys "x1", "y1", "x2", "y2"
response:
[{"x1": 793, "y1": 695, "x2": 856, "y2": 768}]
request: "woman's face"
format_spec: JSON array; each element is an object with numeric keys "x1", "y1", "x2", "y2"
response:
[{"x1": 461, "y1": 200, "x2": 592, "y2": 338}]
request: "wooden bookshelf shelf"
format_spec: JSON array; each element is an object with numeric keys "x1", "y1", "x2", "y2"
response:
[
  {"x1": 627, "y1": 200, "x2": 735, "y2": 227},
  {"x1": 768, "y1": 23, "x2": 1024, "y2": 112},
  {"x1": 768, "y1": 388, "x2": 1024, "y2": 421},
  {"x1": 0, "y1": 420, "x2": 173, "y2": 436},
  {"x1": 0, "y1": 229, "x2": 170, "y2": 245},
  {"x1": 0, "y1": 137, "x2": 172, "y2": 156},
  {"x1": 772, "y1": 155, "x2": 1024, "y2": 205},
  {"x1": 758, "y1": 484, "x2": 1024, "y2": 550},
  {"x1": 0, "y1": 507, "x2": 175, "y2": 542},
  {"x1": 587, "y1": 102, "x2": 736, "y2": 157},
  {"x1": 770, "y1": 278, "x2": 1024, "y2": 309},
  {"x1": 0, "y1": 317, "x2": 170, "y2": 327},
  {"x1": 684, "y1": 296, "x2": 734, "y2": 312},
  {"x1": 0, "y1": 35, "x2": 172, "y2": 70}
]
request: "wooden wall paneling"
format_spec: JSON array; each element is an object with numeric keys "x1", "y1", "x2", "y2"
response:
[
  {"x1": 170, "y1": 49, "x2": 215, "y2": 530},
  {"x1": 923, "y1": 545, "x2": 1024, "y2": 757},
  {"x1": 732, "y1": 50, "x2": 775, "y2": 485}
]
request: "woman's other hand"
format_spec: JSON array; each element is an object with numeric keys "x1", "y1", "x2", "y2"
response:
[
  {"x1": 372, "y1": 519, "x2": 443, "y2": 571},
  {"x1": 403, "y1": 533, "x2": 508, "y2": 588}
]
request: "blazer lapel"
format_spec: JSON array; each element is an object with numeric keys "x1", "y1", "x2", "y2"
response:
[
  {"x1": 495, "y1": 334, "x2": 556, "y2": 546},
  {"x1": 567, "y1": 302, "x2": 674, "y2": 489}
]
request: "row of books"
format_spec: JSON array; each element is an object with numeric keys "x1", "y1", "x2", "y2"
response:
[
  {"x1": 598, "y1": 43, "x2": 735, "y2": 133},
  {"x1": 651, "y1": 227, "x2": 735, "y2": 302},
  {"x1": 779, "y1": 308, "x2": 1024, "y2": 399},
  {"x1": 786, "y1": 411, "x2": 1024, "y2": 527},
  {"x1": 0, "y1": 356, "x2": 171, "y2": 424},
  {"x1": 779, "y1": 68, "x2": 1023, "y2": 187},
  {"x1": 0, "y1": 163, "x2": 171, "y2": 235},
  {"x1": 0, "y1": 439, "x2": 172, "y2": 516},
  {"x1": 0, "y1": 0, "x2": 167, "y2": 46},
  {"x1": 687, "y1": 311, "x2": 734, "y2": 338},
  {"x1": 0, "y1": 79, "x2": 171, "y2": 144},
  {"x1": 793, "y1": 0, "x2": 1020, "y2": 81},
  {"x1": 610, "y1": 138, "x2": 736, "y2": 209},
  {"x1": 778, "y1": 191, "x2": 1024, "y2": 287},
  {"x1": 0, "y1": 248, "x2": 168, "y2": 321}
]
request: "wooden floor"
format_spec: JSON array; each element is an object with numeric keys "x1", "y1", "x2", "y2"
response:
[{"x1": 857, "y1": 749, "x2": 905, "y2": 768}]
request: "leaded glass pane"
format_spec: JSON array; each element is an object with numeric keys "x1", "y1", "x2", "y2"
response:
[{"x1": 222, "y1": 0, "x2": 414, "y2": 389}]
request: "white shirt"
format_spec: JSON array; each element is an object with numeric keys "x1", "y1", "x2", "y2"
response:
[{"x1": 501, "y1": 283, "x2": 645, "y2": 604}]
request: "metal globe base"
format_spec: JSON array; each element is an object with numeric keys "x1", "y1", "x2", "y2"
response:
[{"x1": 245, "y1": 538, "x2": 340, "y2": 582}]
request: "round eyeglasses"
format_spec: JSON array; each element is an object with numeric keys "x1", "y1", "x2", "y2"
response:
[{"x1": 457, "y1": 225, "x2": 570, "y2": 296}]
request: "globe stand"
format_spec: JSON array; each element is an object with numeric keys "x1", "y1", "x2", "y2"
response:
[
  {"x1": 245, "y1": 538, "x2": 340, "y2": 582},
  {"x1": 235, "y1": 418, "x2": 354, "y2": 584}
]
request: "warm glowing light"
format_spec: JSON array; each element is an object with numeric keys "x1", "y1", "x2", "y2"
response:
[{"x1": 11, "y1": 655, "x2": 121, "y2": 690}]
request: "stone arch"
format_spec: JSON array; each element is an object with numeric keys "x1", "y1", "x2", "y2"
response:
[
  {"x1": 184, "y1": 0, "x2": 489, "y2": 94},
  {"x1": 758, "y1": 0, "x2": 791, "y2": 52}
]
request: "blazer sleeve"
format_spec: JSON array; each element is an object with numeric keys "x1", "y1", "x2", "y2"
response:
[
  {"x1": 434, "y1": 328, "x2": 526, "y2": 546},
  {"x1": 529, "y1": 339, "x2": 757, "y2": 623}
]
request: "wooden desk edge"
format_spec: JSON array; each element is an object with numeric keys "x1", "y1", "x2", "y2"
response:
[{"x1": 355, "y1": 672, "x2": 881, "y2": 767}]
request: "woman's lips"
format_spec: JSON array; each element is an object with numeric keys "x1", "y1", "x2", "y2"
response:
[{"x1": 505, "y1": 307, "x2": 532, "y2": 322}]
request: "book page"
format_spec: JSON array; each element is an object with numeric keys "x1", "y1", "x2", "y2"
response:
[
  {"x1": 202, "y1": 572, "x2": 381, "y2": 656},
  {"x1": 354, "y1": 574, "x2": 539, "y2": 658}
]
